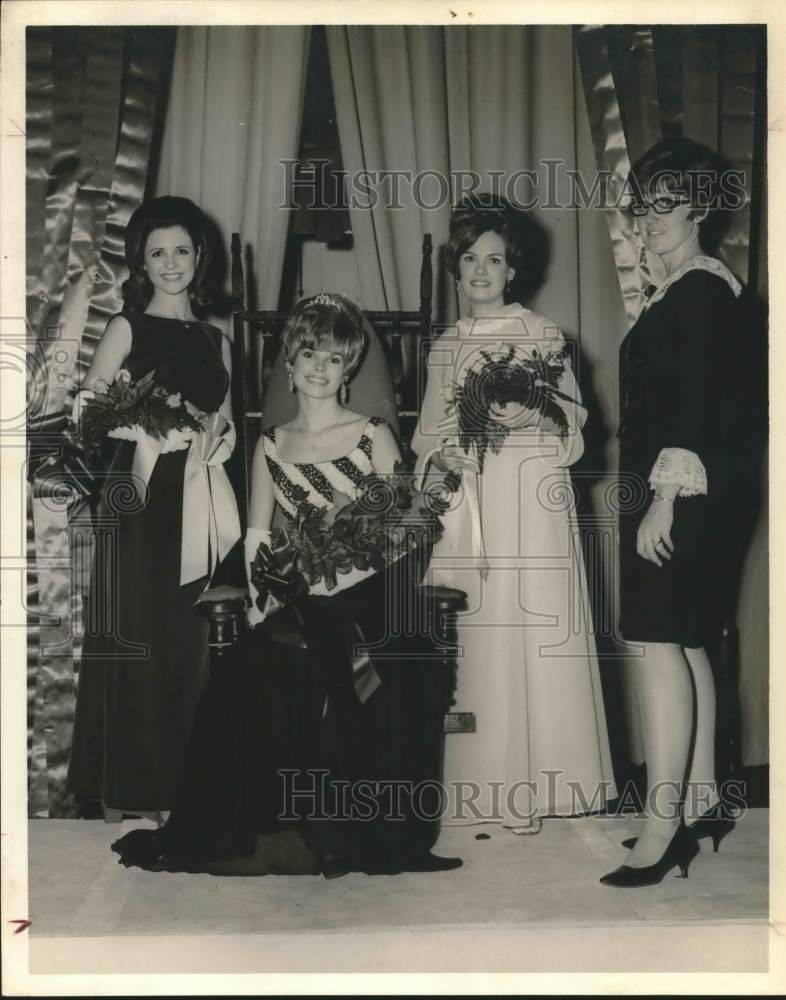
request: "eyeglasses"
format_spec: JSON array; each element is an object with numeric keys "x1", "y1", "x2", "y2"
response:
[{"x1": 628, "y1": 197, "x2": 691, "y2": 217}]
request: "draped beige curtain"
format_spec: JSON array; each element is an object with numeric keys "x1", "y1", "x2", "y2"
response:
[
  {"x1": 326, "y1": 26, "x2": 452, "y2": 316},
  {"x1": 327, "y1": 23, "x2": 767, "y2": 767},
  {"x1": 155, "y1": 26, "x2": 310, "y2": 310},
  {"x1": 326, "y1": 26, "x2": 619, "y2": 331},
  {"x1": 328, "y1": 23, "x2": 638, "y2": 760}
]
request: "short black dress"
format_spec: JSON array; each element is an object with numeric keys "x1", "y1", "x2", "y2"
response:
[
  {"x1": 618, "y1": 259, "x2": 744, "y2": 647},
  {"x1": 67, "y1": 312, "x2": 229, "y2": 812}
]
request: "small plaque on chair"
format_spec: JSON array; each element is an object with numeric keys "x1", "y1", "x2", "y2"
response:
[{"x1": 443, "y1": 712, "x2": 476, "y2": 733}]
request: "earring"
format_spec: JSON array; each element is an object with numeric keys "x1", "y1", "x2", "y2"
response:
[
  {"x1": 287, "y1": 368, "x2": 296, "y2": 393},
  {"x1": 339, "y1": 378, "x2": 349, "y2": 405}
]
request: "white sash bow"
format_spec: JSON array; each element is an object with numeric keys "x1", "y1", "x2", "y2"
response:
[{"x1": 128, "y1": 422, "x2": 241, "y2": 586}]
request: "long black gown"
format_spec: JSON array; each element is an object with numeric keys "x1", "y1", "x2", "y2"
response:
[
  {"x1": 618, "y1": 259, "x2": 746, "y2": 647},
  {"x1": 111, "y1": 419, "x2": 457, "y2": 876},
  {"x1": 67, "y1": 312, "x2": 229, "y2": 812}
]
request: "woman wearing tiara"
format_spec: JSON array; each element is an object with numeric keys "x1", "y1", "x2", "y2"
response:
[
  {"x1": 111, "y1": 292, "x2": 462, "y2": 877},
  {"x1": 412, "y1": 196, "x2": 617, "y2": 835}
]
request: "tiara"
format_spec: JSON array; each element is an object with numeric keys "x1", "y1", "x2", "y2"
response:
[{"x1": 312, "y1": 293, "x2": 341, "y2": 308}]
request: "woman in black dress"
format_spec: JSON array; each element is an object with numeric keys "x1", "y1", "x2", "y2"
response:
[
  {"x1": 111, "y1": 294, "x2": 462, "y2": 877},
  {"x1": 601, "y1": 139, "x2": 745, "y2": 887},
  {"x1": 67, "y1": 197, "x2": 240, "y2": 819}
]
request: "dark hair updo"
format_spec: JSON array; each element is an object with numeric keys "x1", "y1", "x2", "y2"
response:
[
  {"x1": 628, "y1": 137, "x2": 737, "y2": 253},
  {"x1": 283, "y1": 293, "x2": 368, "y2": 377},
  {"x1": 446, "y1": 194, "x2": 548, "y2": 303},
  {"x1": 121, "y1": 196, "x2": 214, "y2": 314}
]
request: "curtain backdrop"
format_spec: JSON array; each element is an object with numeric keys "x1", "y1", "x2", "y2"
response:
[
  {"x1": 25, "y1": 25, "x2": 310, "y2": 816},
  {"x1": 326, "y1": 24, "x2": 767, "y2": 768},
  {"x1": 25, "y1": 25, "x2": 767, "y2": 818},
  {"x1": 26, "y1": 27, "x2": 175, "y2": 817},
  {"x1": 154, "y1": 26, "x2": 310, "y2": 313},
  {"x1": 327, "y1": 24, "x2": 640, "y2": 768},
  {"x1": 326, "y1": 27, "x2": 452, "y2": 318}
]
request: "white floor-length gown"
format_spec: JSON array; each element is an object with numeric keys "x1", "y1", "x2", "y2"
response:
[{"x1": 412, "y1": 303, "x2": 617, "y2": 828}]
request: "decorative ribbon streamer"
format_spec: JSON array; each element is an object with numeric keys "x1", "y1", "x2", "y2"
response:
[
  {"x1": 28, "y1": 435, "x2": 96, "y2": 506},
  {"x1": 614, "y1": 27, "x2": 661, "y2": 161},
  {"x1": 25, "y1": 28, "x2": 173, "y2": 818},
  {"x1": 31, "y1": 495, "x2": 77, "y2": 818},
  {"x1": 26, "y1": 487, "x2": 46, "y2": 818},
  {"x1": 25, "y1": 29, "x2": 53, "y2": 336},
  {"x1": 100, "y1": 417, "x2": 242, "y2": 586},
  {"x1": 464, "y1": 469, "x2": 489, "y2": 580},
  {"x1": 414, "y1": 443, "x2": 488, "y2": 579},
  {"x1": 78, "y1": 28, "x2": 174, "y2": 372},
  {"x1": 331, "y1": 617, "x2": 381, "y2": 706},
  {"x1": 244, "y1": 526, "x2": 282, "y2": 626},
  {"x1": 25, "y1": 29, "x2": 103, "y2": 819},
  {"x1": 179, "y1": 424, "x2": 242, "y2": 585},
  {"x1": 575, "y1": 25, "x2": 658, "y2": 326},
  {"x1": 56, "y1": 31, "x2": 126, "y2": 418},
  {"x1": 250, "y1": 536, "x2": 381, "y2": 705}
]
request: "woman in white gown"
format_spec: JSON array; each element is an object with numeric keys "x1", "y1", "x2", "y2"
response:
[{"x1": 412, "y1": 197, "x2": 617, "y2": 832}]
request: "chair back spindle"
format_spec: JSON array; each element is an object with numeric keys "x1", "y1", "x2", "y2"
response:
[{"x1": 230, "y1": 233, "x2": 435, "y2": 482}]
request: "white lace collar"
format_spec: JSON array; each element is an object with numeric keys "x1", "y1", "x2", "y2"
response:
[{"x1": 639, "y1": 254, "x2": 742, "y2": 314}]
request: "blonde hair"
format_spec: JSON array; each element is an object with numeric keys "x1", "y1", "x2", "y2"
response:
[{"x1": 283, "y1": 294, "x2": 367, "y2": 375}]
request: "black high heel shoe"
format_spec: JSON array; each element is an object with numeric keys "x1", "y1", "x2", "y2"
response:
[
  {"x1": 601, "y1": 823, "x2": 700, "y2": 888},
  {"x1": 622, "y1": 803, "x2": 736, "y2": 854}
]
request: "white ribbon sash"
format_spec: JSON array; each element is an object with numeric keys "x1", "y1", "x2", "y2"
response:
[
  {"x1": 415, "y1": 443, "x2": 488, "y2": 579},
  {"x1": 180, "y1": 425, "x2": 241, "y2": 585},
  {"x1": 125, "y1": 423, "x2": 241, "y2": 586},
  {"x1": 464, "y1": 468, "x2": 489, "y2": 580}
]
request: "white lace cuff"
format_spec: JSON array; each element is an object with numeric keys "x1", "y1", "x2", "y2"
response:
[{"x1": 648, "y1": 447, "x2": 708, "y2": 497}]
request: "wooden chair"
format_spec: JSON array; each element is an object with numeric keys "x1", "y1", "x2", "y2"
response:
[
  {"x1": 229, "y1": 232, "x2": 437, "y2": 513},
  {"x1": 198, "y1": 233, "x2": 475, "y2": 736}
]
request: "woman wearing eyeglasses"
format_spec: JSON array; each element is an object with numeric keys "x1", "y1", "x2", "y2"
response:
[{"x1": 602, "y1": 138, "x2": 745, "y2": 887}]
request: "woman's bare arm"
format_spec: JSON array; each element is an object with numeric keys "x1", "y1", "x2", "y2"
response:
[{"x1": 84, "y1": 315, "x2": 132, "y2": 388}]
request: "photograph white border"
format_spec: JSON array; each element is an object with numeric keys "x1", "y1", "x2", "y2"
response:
[{"x1": 1, "y1": 0, "x2": 783, "y2": 993}]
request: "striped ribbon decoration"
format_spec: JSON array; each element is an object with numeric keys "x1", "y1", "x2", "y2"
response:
[
  {"x1": 576, "y1": 25, "x2": 764, "y2": 325},
  {"x1": 575, "y1": 26, "x2": 657, "y2": 327}
]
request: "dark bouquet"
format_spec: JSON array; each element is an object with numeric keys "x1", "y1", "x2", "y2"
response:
[
  {"x1": 76, "y1": 369, "x2": 204, "y2": 454},
  {"x1": 446, "y1": 343, "x2": 576, "y2": 473},
  {"x1": 251, "y1": 462, "x2": 447, "y2": 605}
]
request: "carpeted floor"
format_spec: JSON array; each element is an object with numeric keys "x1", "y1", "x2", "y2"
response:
[{"x1": 24, "y1": 810, "x2": 768, "y2": 975}]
